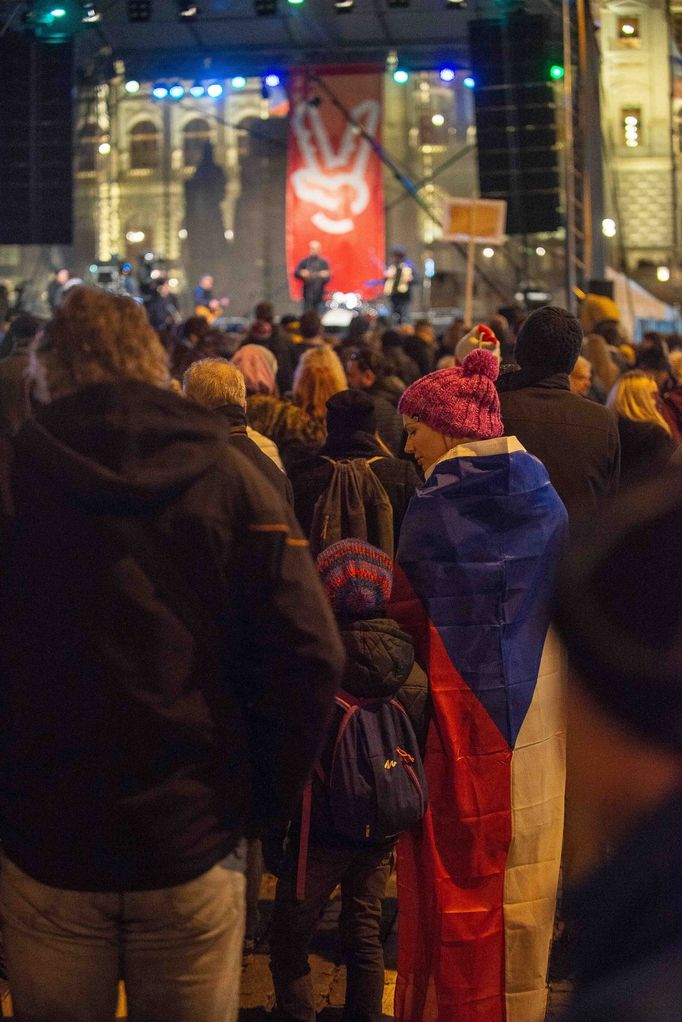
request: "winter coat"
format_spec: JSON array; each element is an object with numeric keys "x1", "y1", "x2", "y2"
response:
[
  {"x1": 215, "y1": 403, "x2": 293, "y2": 505},
  {"x1": 616, "y1": 417, "x2": 675, "y2": 490},
  {"x1": 498, "y1": 369, "x2": 620, "y2": 524},
  {"x1": 288, "y1": 430, "x2": 420, "y2": 549},
  {"x1": 310, "y1": 617, "x2": 428, "y2": 847},
  {"x1": 563, "y1": 793, "x2": 682, "y2": 1022},
  {"x1": 364, "y1": 388, "x2": 405, "y2": 455},
  {"x1": 246, "y1": 393, "x2": 325, "y2": 473},
  {"x1": 0, "y1": 380, "x2": 343, "y2": 891}
]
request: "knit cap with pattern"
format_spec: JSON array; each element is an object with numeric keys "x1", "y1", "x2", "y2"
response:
[
  {"x1": 317, "y1": 539, "x2": 393, "y2": 620},
  {"x1": 397, "y1": 348, "x2": 503, "y2": 440}
]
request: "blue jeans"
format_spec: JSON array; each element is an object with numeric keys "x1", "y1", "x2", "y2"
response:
[{"x1": 0, "y1": 851, "x2": 246, "y2": 1022}]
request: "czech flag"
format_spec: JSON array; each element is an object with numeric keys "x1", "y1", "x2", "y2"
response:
[{"x1": 390, "y1": 437, "x2": 568, "y2": 1022}]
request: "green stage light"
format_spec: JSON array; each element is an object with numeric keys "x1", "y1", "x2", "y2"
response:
[
  {"x1": 29, "y1": 0, "x2": 81, "y2": 40},
  {"x1": 549, "y1": 64, "x2": 565, "y2": 81}
]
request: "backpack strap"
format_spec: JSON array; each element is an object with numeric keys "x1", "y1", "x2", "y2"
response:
[{"x1": 296, "y1": 778, "x2": 313, "y2": 901}]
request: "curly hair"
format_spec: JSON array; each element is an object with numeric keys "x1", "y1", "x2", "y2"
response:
[
  {"x1": 292, "y1": 346, "x2": 347, "y2": 421},
  {"x1": 31, "y1": 286, "x2": 169, "y2": 401}
]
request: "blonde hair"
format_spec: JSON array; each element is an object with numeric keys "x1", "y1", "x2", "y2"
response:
[
  {"x1": 293, "y1": 346, "x2": 347, "y2": 421},
  {"x1": 183, "y1": 358, "x2": 246, "y2": 409},
  {"x1": 31, "y1": 286, "x2": 169, "y2": 401},
  {"x1": 607, "y1": 370, "x2": 671, "y2": 434}
]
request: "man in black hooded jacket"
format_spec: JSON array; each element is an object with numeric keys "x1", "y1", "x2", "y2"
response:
[{"x1": 0, "y1": 286, "x2": 342, "y2": 1022}]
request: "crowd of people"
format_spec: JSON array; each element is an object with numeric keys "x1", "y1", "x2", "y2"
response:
[{"x1": 0, "y1": 281, "x2": 679, "y2": 1022}]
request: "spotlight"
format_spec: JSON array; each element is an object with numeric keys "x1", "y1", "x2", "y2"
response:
[
  {"x1": 127, "y1": 0, "x2": 152, "y2": 22},
  {"x1": 463, "y1": 75, "x2": 475, "y2": 88},
  {"x1": 207, "y1": 81, "x2": 224, "y2": 97},
  {"x1": 255, "y1": 0, "x2": 277, "y2": 12},
  {"x1": 152, "y1": 82, "x2": 169, "y2": 99},
  {"x1": 445, "y1": 0, "x2": 466, "y2": 6},
  {"x1": 27, "y1": 0, "x2": 81, "y2": 41},
  {"x1": 482, "y1": 247, "x2": 494, "y2": 258},
  {"x1": 169, "y1": 82, "x2": 186, "y2": 99},
  {"x1": 287, "y1": 0, "x2": 304, "y2": 5},
  {"x1": 98, "y1": 141, "x2": 111, "y2": 155},
  {"x1": 81, "y1": 3, "x2": 101, "y2": 22},
  {"x1": 549, "y1": 64, "x2": 565, "y2": 81},
  {"x1": 189, "y1": 82, "x2": 206, "y2": 97},
  {"x1": 177, "y1": 0, "x2": 198, "y2": 16},
  {"x1": 264, "y1": 72, "x2": 281, "y2": 88},
  {"x1": 431, "y1": 113, "x2": 445, "y2": 127},
  {"x1": 230, "y1": 76, "x2": 246, "y2": 90},
  {"x1": 439, "y1": 66, "x2": 456, "y2": 82},
  {"x1": 657, "y1": 266, "x2": 671, "y2": 283},
  {"x1": 124, "y1": 79, "x2": 141, "y2": 93},
  {"x1": 334, "y1": 0, "x2": 354, "y2": 10},
  {"x1": 601, "y1": 218, "x2": 617, "y2": 238},
  {"x1": 393, "y1": 68, "x2": 410, "y2": 84}
]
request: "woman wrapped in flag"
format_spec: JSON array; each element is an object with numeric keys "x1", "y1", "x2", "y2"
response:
[{"x1": 390, "y1": 345, "x2": 568, "y2": 1022}]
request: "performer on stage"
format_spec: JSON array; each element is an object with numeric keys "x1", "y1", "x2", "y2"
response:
[
  {"x1": 384, "y1": 246, "x2": 416, "y2": 325},
  {"x1": 294, "y1": 241, "x2": 331, "y2": 313}
]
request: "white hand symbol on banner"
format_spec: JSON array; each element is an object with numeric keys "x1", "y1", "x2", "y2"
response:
[{"x1": 290, "y1": 98, "x2": 381, "y2": 235}]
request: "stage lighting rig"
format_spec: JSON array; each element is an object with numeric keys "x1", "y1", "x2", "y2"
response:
[
  {"x1": 127, "y1": 0, "x2": 152, "y2": 22},
  {"x1": 445, "y1": 0, "x2": 466, "y2": 7},
  {"x1": 334, "y1": 0, "x2": 354, "y2": 11},
  {"x1": 26, "y1": 0, "x2": 81, "y2": 41}
]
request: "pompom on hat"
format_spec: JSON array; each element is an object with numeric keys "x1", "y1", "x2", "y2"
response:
[
  {"x1": 317, "y1": 539, "x2": 393, "y2": 620},
  {"x1": 398, "y1": 347, "x2": 503, "y2": 440}
]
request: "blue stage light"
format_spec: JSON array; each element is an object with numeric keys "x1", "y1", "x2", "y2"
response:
[
  {"x1": 264, "y1": 73, "x2": 281, "y2": 88},
  {"x1": 463, "y1": 76, "x2": 475, "y2": 89},
  {"x1": 169, "y1": 82, "x2": 186, "y2": 99},
  {"x1": 152, "y1": 82, "x2": 169, "y2": 99},
  {"x1": 189, "y1": 82, "x2": 206, "y2": 97},
  {"x1": 207, "y1": 81, "x2": 224, "y2": 97},
  {"x1": 230, "y1": 76, "x2": 247, "y2": 90},
  {"x1": 439, "y1": 66, "x2": 456, "y2": 83}
]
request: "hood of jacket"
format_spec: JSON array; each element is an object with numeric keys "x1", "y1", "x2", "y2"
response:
[
  {"x1": 15, "y1": 380, "x2": 230, "y2": 515},
  {"x1": 338, "y1": 618, "x2": 415, "y2": 699},
  {"x1": 216, "y1": 403, "x2": 248, "y2": 431}
]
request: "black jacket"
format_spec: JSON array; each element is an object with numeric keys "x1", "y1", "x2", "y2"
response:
[
  {"x1": 288, "y1": 430, "x2": 420, "y2": 549},
  {"x1": 616, "y1": 417, "x2": 674, "y2": 490},
  {"x1": 497, "y1": 370, "x2": 620, "y2": 523},
  {"x1": 563, "y1": 793, "x2": 682, "y2": 1021},
  {"x1": 0, "y1": 381, "x2": 342, "y2": 891},
  {"x1": 338, "y1": 618, "x2": 429, "y2": 751},
  {"x1": 309, "y1": 617, "x2": 428, "y2": 848},
  {"x1": 215, "y1": 403, "x2": 294, "y2": 505}
]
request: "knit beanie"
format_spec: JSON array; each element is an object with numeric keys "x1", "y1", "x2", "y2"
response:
[
  {"x1": 326, "y1": 390, "x2": 377, "y2": 438},
  {"x1": 317, "y1": 539, "x2": 393, "y2": 620},
  {"x1": 398, "y1": 348, "x2": 503, "y2": 440},
  {"x1": 455, "y1": 323, "x2": 501, "y2": 366},
  {"x1": 514, "y1": 306, "x2": 583, "y2": 375},
  {"x1": 231, "y1": 344, "x2": 278, "y2": 395}
]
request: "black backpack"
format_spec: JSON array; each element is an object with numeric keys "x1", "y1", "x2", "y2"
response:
[{"x1": 309, "y1": 457, "x2": 394, "y2": 557}]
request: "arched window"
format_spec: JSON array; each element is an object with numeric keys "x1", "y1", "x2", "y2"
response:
[
  {"x1": 130, "y1": 120, "x2": 160, "y2": 170},
  {"x1": 183, "y1": 118, "x2": 212, "y2": 168},
  {"x1": 76, "y1": 121, "x2": 98, "y2": 173}
]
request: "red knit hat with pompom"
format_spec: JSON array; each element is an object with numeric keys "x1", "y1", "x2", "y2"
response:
[{"x1": 398, "y1": 348, "x2": 503, "y2": 440}]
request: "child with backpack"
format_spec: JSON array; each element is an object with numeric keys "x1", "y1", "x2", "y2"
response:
[{"x1": 268, "y1": 539, "x2": 428, "y2": 1022}]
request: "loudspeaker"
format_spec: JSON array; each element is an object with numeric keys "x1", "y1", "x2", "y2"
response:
[
  {"x1": 468, "y1": 14, "x2": 562, "y2": 236},
  {"x1": 0, "y1": 31, "x2": 73, "y2": 244}
]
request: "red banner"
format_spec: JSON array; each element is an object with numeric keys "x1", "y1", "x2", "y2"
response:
[{"x1": 286, "y1": 69, "x2": 385, "y2": 300}]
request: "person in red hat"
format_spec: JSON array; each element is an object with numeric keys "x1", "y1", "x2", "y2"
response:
[{"x1": 391, "y1": 348, "x2": 568, "y2": 1022}]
